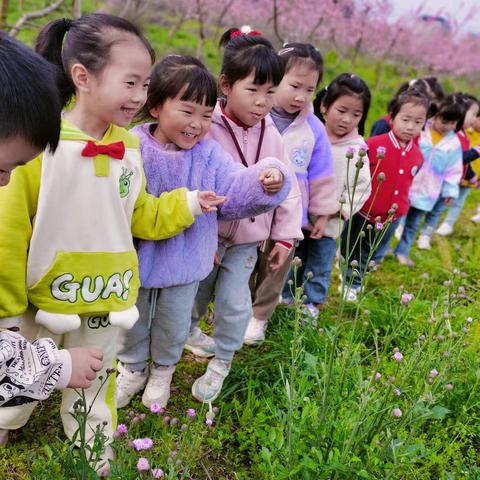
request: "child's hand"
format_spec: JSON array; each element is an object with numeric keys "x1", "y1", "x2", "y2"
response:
[
  {"x1": 198, "y1": 191, "x2": 226, "y2": 213},
  {"x1": 214, "y1": 249, "x2": 222, "y2": 266},
  {"x1": 310, "y1": 215, "x2": 328, "y2": 239},
  {"x1": 259, "y1": 168, "x2": 284, "y2": 193},
  {"x1": 67, "y1": 347, "x2": 103, "y2": 389},
  {"x1": 444, "y1": 197, "x2": 453, "y2": 205},
  {"x1": 268, "y1": 244, "x2": 291, "y2": 271}
]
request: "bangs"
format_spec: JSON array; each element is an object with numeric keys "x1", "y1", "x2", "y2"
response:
[
  {"x1": 180, "y1": 69, "x2": 217, "y2": 107},
  {"x1": 251, "y1": 48, "x2": 284, "y2": 86},
  {"x1": 439, "y1": 104, "x2": 464, "y2": 122}
]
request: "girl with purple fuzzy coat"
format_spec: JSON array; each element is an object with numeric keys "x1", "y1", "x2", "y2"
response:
[{"x1": 116, "y1": 55, "x2": 291, "y2": 409}]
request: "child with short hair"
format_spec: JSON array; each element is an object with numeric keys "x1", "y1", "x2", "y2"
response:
[
  {"x1": 467, "y1": 107, "x2": 480, "y2": 223},
  {"x1": 340, "y1": 88, "x2": 429, "y2": 298},
  {"x1": 115, "y1": 55, "x2": 290, "y2": 409},
  {"x1": 0, "y1": 13, "x2": 219, "y2": 463},
  {"x1": 0, "y1": 33, "x2": 103, "y2": 445},
  {"x1": 245, "y1": 42, "x2": 337, "y2": 342},
  {"x1": 187, "y1": 28, "x2": 303, "y2": 402},
  {"x1": 394, "y1": 94, "x2": 464, "y2": 264}
]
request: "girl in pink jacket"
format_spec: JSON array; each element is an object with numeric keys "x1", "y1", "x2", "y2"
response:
[{"x1": 187, "y1": 27, "x2": 303, "y2": 403}]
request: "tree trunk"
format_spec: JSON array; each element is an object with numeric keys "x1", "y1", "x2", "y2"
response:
[{"x1": 72, "y1": 0, "x2": 81, "y2": 18}]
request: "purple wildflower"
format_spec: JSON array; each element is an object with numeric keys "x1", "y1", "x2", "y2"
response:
[
  {"x1": 429, "y1": 369, "x2": 439, "y2": 378},
  {"x1": 137, "y1": 457, "x2": 150, "y2": 472},
  {"x1": 392, "y1": 408, "x2": 402, "y2": 418},
  {"x1": 400, "y1": 292, "x2": 413, "y2": 305},
  {"x1": 186, "y1": 408, "x2": 196, "y2": 418},
  {"x1": 152, "y1": 468, "x2": 164, "y2": 478},
  {"x1": 393, "y1": 352, "x2": 403, "y2": 362},
  {"x1": 117, "y1": 424, "x2": 128, "y2": 435}
]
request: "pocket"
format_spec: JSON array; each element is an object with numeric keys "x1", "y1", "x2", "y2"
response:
[{"x1": 28, "y1": 250, "x2": 140, "y2": 315}]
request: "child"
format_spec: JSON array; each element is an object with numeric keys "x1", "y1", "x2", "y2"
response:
[
  {"x1": 279, "y1": 72, "x2": 370, "y2": 311},
  {"x1": 370, "y1": 77, "x2": 444, "y2": 137},
  {"x1": 467, "y1": 107, "x2": 480, "y2": 223},
  {"x1": 115, "y1": 55, "x2": 290, "y2": 409},
  {"x1": 0, "y1": 13, "x2": 220, "y2": 456},
  {"x1": 186, "y1": 28, "x2": 303, "y2": 402},
  {"x1": 245, "y1": 43, "x2": 337, "y2": 342},
  {"x1": 394, "y1": 94, "x2": 464, "y2": 265},
  {"x1": 341, "y1": 88, "x2": 429, "y2": 298},
  {"x1": 435, "y1": 95, "x2": 480, "y2": 235},
  {"x1": 0, "y1": 32, "x2": 103, "y2": 445}
]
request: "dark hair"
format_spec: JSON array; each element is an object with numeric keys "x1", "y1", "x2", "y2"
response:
[
  {"x1": 390, "y1": 87, "x2": 430, "y2": 120},
  {"x1": 436, "y1": 94, "x2": 466, "y2": 132},
  {"x1": 278, "y1": 42, "x2": 323, "y2": 85},
  {"x1": 139, "y1": 55, "x2": 217, "y2": 120},
  {"x1": 313, "y1": 73, "x2": 371, "y2": 136},
  {"x1": 219, "y1": 28, "x2": 284, "y2": 87},
  {"x1": 36, "y1": 13, "x2": 155, "y2": 108},
  {"x1": 388, "y1": 77, "x2": 444, "y2": 118},
  {"x1": 457, "y1": 92, "x2": 478, "y2": 111},
  {"x1": 0, "y1": 32, "x2": 61, "y2": 153}
]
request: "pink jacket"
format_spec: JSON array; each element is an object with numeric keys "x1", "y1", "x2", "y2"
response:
[{"x1": 207, "y1": 102, "x2": 303, "y2": 247}]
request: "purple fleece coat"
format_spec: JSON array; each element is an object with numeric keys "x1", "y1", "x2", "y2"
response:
[{"x1": 132, "y1": 123, "x2": 291, "y2": 288}]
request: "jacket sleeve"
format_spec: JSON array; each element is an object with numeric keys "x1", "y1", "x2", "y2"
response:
[
  {"x1": 463, "y1": 147, "x2": 480, "y2": 165},
  {"x1": 211, "y1": 143, "x2": 291, "y2": 221},
  {"x1": 0, "y1": 157, "x2": 41, "y2": 319},
  {"x1": 0, "y1": 329, "x2": 71, "y2": 406},
  {"x1": 131, "y1": 170, "x2": 196, "y2": 240},
  {"x1": 441, "y1": 147, "x2": 463, "y2": 199},
  {"x1": 269, "y1": 146, "x2": 303, "y2": 242},
  {"x1": 307, "y1": 124, "x2": 338, "y2": 216},
  {"x1": 370, "y1": 118, "x2": 390, "y2": 137}
]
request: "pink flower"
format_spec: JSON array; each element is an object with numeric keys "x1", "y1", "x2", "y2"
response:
[
  {"x1": 466, "y1": 317, "x2": 473, "y2": 323},
  {"x1": 346, "y1": 146, "x2": 356, "y2": 157},
  {"x1": 137, "y1": 457, "x2": 150, "y2": 472},
  {"x1": 375, "y1": 222, "x2": 383, "y2": 230},
  {"x1": 133, "y1": 437, "x2": 153, "y2": 451},
  {"x1": 400, "y1": 292, "x2": 414, "y2": 305},
  {"x1": 445, "y1": 383, "x2": 453, "y2": 390},
  {"x1": 376, "y1": 146, "x2": 386, "y2": 157},
  {"x1": 116, "y1": 423, "x2": 127, "y2": 435},
  {"x1": 186, "y1": 408, "x2": 196, "y2": 418},
  {"x1": 392, "y1": 408, "x2": 402, "y2": 418},
  {"x1": 206, "y1": 418, "x2": 214, "y2": 426},
  {"x1": 152, "y1": 468, "x2": 164, "y2": 478},
  {"x1": 374, "y1": 372, "x2": 382, "y2": 381},
  {"x1": 393, "y1": 352, "x2": 403, "y2": 362},
  {"x1": 429, "y1": 369, "x2": 439, "y2": 378},
  {"x1": 150, "y1": 402, "x2": 164, "y2": 414},
  {"x1": 394, "y1": 388, "x2": 401, "y2": 396}
]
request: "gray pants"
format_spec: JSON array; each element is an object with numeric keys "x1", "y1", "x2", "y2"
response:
[
  {"x1": 118, "y1": 283, "x2": 199, "y2": 371},
  {"x1": 191, "y1": 243, "x2": 258, "y2": 362}
]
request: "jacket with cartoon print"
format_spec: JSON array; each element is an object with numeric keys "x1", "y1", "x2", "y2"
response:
[
  {"x1": 409, "y1": 126, "x2": 463, "y2": 212},
  {"x1": 0, "y1": 120, "x2": 196, "y2": 334}
]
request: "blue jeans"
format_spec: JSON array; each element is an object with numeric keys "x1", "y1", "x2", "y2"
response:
[
  {"x1": 442, "y1": 186, "x2": 470, "y2": 228},
  {"x1": 191, "y1": 243, "x2": 258, "y2": 362},
  {"x1": 394, "y1": 206, "x2": 429, "y2": 257},
  {"x1": 420, "y1": 197, "x2": 447, "y2": 237},
  {"x1": 282, "y1": 231, "x2": 337, "y2": 305},
  {"x1": 341, "y1": 213, "x2": 402, "y2": 289}
]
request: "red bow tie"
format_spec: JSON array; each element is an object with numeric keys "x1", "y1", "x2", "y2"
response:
[{"x1": 81, "y1": 140, "x2": 125, "y2": 160}]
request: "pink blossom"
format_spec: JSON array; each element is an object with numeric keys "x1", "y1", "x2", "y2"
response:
[
  {"x1": 400, "y1": 292, "x2": 414, "y2": 305},
  {"x1": 206, "y1": 418, "x2": 214, "y2": 426},
  {"x1": 375, "y1": 222, "x2": 383, "y2": 230},
  {"x1": 392, "y1": 408, "x2": 402, "y2": 418},
  {"x1": 445, "y1": 383, "x2": 454, "y2": 390},
  {"x1": 394, "y1": 388, "x2": 401, "y2": 396},
  {"x1": 133, "y1": 437, "x2": 153, "y2": 451},
  {"x1": 466, "y1": 317, "x2": 473, "y2": 323},
  {"x1": 186, "y1": 408, "x2": 196, "y2": 418},
  {"x1": 429, "y1": 369, "x2": 439, "y2": 378},
  {"x1": 116, "y1": 424, "x2": 127, "y2": 435},
  {"x1": 152, "y1": 468, "x2": 164, "y2": 478},
  {"x1": 393, "y1": 352, "x2": 403, "y2": 362},
  {"x1": 376, "y1": 146, "x2": 386, "y2": 157},
  {"x1": 150, "y1": 402, "x2": 164, "y2": 414},
  {"x1": 374, "y1": 372, "x2": 382, "y2": 381},
  {"x1": 346, "y1": 146, "x2": 356, "y2": 157},
  {"x1": 137, "y1": 457, "x2": 150, "y2": 472}
]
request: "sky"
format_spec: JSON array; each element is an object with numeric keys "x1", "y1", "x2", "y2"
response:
[{"x1": 390, "y1": 0, "x2": 479, "y2": 33}]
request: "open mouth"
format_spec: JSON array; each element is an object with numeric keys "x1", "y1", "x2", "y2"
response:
[
  {"x1": 182, "y1": 131, "x2": 198, "y2": 139},
  {"x1": 121, "y1": 107, "x2": 137, "y2": 117}
]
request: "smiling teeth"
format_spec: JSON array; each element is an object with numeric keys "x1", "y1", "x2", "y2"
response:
[{"x1": 183, "y1": 132, "x2": 195, "y2": 137}]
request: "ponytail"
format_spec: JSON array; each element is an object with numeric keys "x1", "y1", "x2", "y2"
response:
[{"x1": 36, "y1": 18, "x2": 74, "y2": 108}]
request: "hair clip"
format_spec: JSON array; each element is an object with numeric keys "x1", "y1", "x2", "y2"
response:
[
  {"x1": 409, "y1": 79, "x2": 418, "y2": 87},
  {"x1": 231, "y1": 27, "x2": 262, "y2": 40},
  {"x1": 350, "y1": 73, "x2": 356, "y2": 79},
  {"x1": 278, "y1": 47, "x2": 295, "y2": 56}
]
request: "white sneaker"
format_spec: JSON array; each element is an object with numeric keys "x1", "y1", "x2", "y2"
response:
[
  {"x1": 142, "y1": 365, "x2": 176, "y2": 408},
  {"x1": 192, "y1": 358, "x2": 230, "y2": 403},
  {"x1": 244, "y1": 317, "x2": 267, "y2": 345},
  {"x1": 436, "y1": 222, "x2": 453, "y2": 236},
  {"x1": 394, "y1": 223, "x2": 404, "y2": 241},
  {"x1": 471, "y1": 213, "x2": 480, "y2": 224},
  {"x1": 184, "y1": 327, "x2": 216, "y2": 358},
  {"x1": 115, "y1": 363, "x2": 148, "y2": 408},
  {"x1": 396, "y1": 254, "x2": 414, "y2": 267},
  {"x1": 337, "y1": 284, "x2": 359, "y2": 303},
  {"x1": 302, "y1": 303, "x2": 319, "y2": 317},
  {"x1": 417, "y1": 234, "x2": 431, "y2": 250}
]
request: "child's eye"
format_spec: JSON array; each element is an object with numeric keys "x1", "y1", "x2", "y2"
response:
[
  {"x1": 125, "y1": 81, "x2": 135, "y2": 87},
  {"x1": 181, "y1": 110, "x2": 192, "y2": 115},
  {"x1": 267, "y1": 90, "x2": 276, "y2": 95},
  {"x1": 290, "y1": 85, "x2": 298, "y2": 89},
  {"x1": 247, "y1": 88, "x2": 257, "y2": 92}
]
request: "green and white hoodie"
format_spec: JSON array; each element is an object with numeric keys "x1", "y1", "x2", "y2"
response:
[{"x1": 0, "y1": 120, "x2": 195, "y2": 334}]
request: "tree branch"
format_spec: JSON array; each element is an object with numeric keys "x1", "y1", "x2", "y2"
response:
[{"x1": 9, "y1": 0, "x2": 66, "y2": 37}]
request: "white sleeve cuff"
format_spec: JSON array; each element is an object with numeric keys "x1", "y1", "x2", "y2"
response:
[
  {"x1": 186, "y1": 190, "x2": 203, "y2": 216},
  {"x1": 55, "y1": 349, "x2": 72, "y2": 390}
]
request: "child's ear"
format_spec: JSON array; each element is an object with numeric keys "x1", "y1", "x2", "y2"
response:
[
  {"x1": 70, "y1": 63, "x2": 91, "y2": 94},
  {"x1": 219, "y1": 74, "x2": 231, "y2": 96},
  {"x1": 149, "y1": 106, "x2": 161, "y2": 119}
]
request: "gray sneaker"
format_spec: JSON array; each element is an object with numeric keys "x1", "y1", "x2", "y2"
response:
[
  {"x1": 184, "y1": 327, "x2": 216, "y2": 357},
  {"x1": 192, "y1": 358, "x2": 230, "y2": 403}
]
